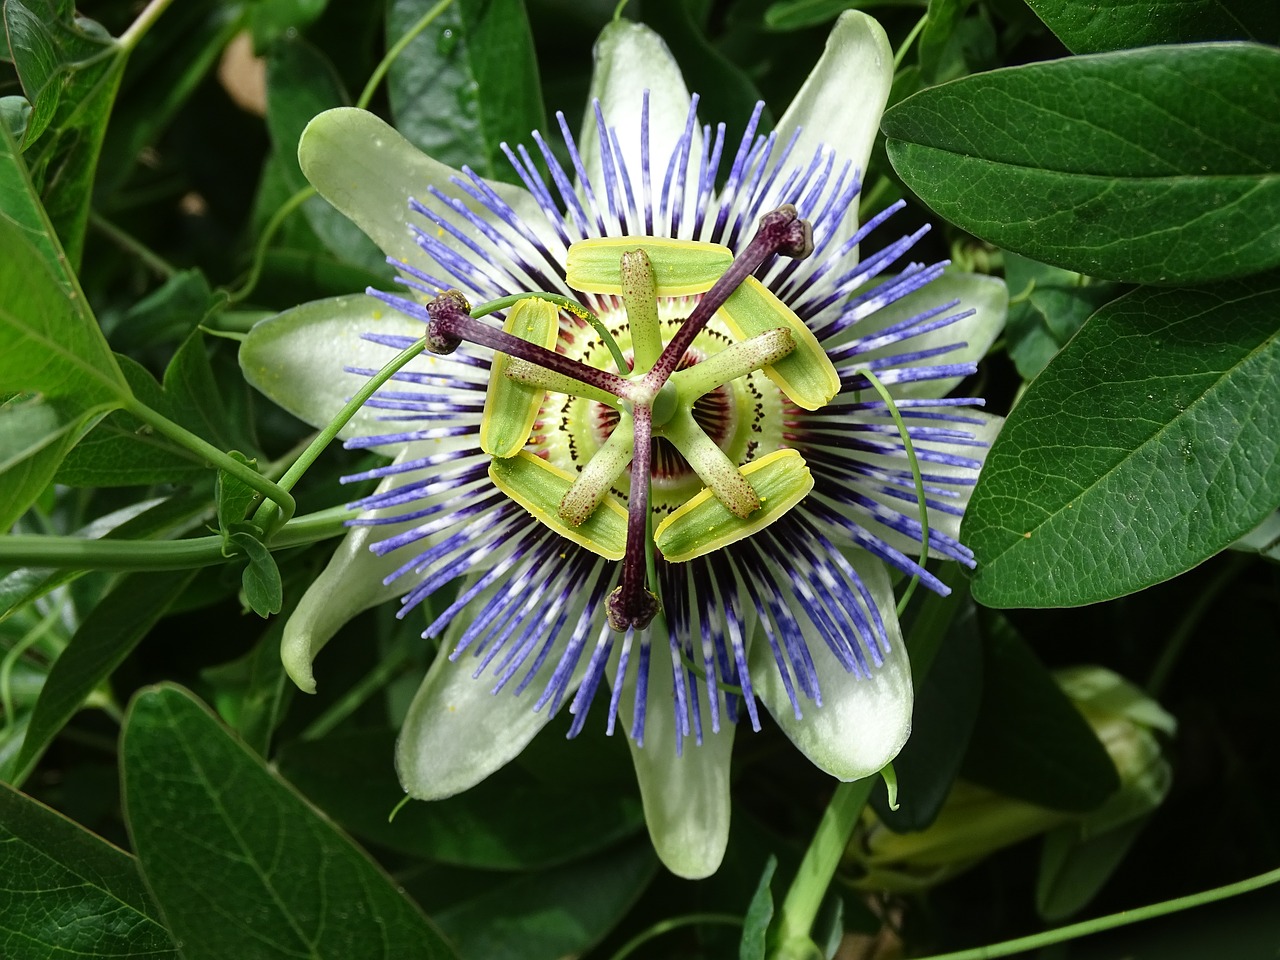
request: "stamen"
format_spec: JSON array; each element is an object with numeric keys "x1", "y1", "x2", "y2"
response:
[
  {"x1": 606, "y1": 406, "x2": 660, "y2": 632},
  {"x1": 504, "y1": 358, "x2": 619, "y2": 407},
  {"x1": 559, "y1": 413, "x2": 635, "y2": 526},
  {"x1": 426, "y1": 291, "x2": 631, "y2": 399},
  {"x1": 620, "y1": 249, "x2": 662, "y2": 374},
  {"x1": 644, "y1": 204, "x2": 813, "y2": 389},
  {"x1": 668, "y1": 327, "x2": 795, "y2": 400},
  {"x1": 662, "y1": 410, "x2": 761, "y2": 518}
]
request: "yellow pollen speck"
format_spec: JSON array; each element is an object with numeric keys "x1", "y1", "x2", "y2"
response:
[{"x1": 1024, "y1": 531, "x2": 1032, "y2": 538}]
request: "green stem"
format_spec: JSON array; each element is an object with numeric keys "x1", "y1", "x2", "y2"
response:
[
  {"x1": 917, "y1": 865, "x2": 1280, "y2": 960},
  {"x1": 894, "y1": 12, "x2": 929, "y2": 70},
  {"x1": 0, "y1": 506, "x2": 355, "y2": 571},
  {"x1": 606, "y1": 913, "x2": 743, "y2": 960},
  {"x1": 89, "y1": 211, "x2": 177, "y2": 278},
  {"x1": 122, "y1": 400, "x2": 296, "y2": 526},
  {"x1": 226, "y1": 186, "x2": 315, "y2": 305},
  {"x1": 116, "y1": 0, "x2": 177, "y2": 52},
  {"x1": 252, "y1": 337, "x2": 427, "y2": 532},
  {"x1": 357, "y1": 0, "x2": 456, "y2": 110},
  {"x1": 773, "y1": 777, "x2": 875, "y2": 953},
  {"x1": 859, "y1": 369, "x2": 929, "y2": 616},
  {"x1": 1, "y1": 606, "x2": 64, "y2": 737}
]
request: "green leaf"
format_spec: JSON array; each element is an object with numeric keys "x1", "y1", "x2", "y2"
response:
[
  {"x1": 1024, "y1": 0, "x2": 1278, "y2": 53},
  {"x1": 1004, "y1": 253, "x2": 1122, "y2": 380},
  {"x1": 0, "y1": 121, "x2": 128, "y2": 401},
  {"x1": 5, "y1": 570, "x2": 197, "y2": 786},
  {"x1": 250, "y1": 0, "x2": 329, "y2": 50},
  {"x1": 264, "y1": 37, "x2": 385, "y2": 273},
  {"x1": 965, "y1": 274, "x2": 1280, "y2": 607},
  {"x1": 0, "y1": 124, "x2": 132, "y2": 521},
  {"x1": 58, "y1": 327, "x2": 249, "y2": 489},
  {"x1": 433, "y1": 840, "x2": 656, "y2": 960},
  {"x1": 961, "y1": 613, "x2": 1119, "y2": 812},
  {"x1": 386, "y1": 0, "x2": 545, "y2": 184},
  {"x1": 275, "y1": 729, "x2": 646, "y2": 869},
  {"x1": 231, "y1": 530, "x2": 283, "y2": 617},
  {"x1": 1036, "y1": 817, "x2": 1149, "y2": 921},
  {"x1": 0, "y1": 393, "x2": 104, "y2": 525},
  {"x1": 739, "y1": 856, "x2": 777, "y2": 960},
  {"x1": 882, "y1": 43, "x2": 1280, "y2": 284},
  {"x1": 216, "y1": 451, "x2": 260, "y2": 539},
  {"x1": 161, "y1": 329, "x2": 252, "y2": 453},
  {"x1": 917, "y1": 0, "x2": 962, "y2": 84},
  {"x1": 4, "y1": 0, "x2": 124, "y2": 267},
  {"x1": 54, "y1": 356, "x2": 209, "y2": 487},
  {"x1": 108, "y1": 269, "x2": 223, "y2": 350},
  {"x1": 120, "y1": 685, "x2": 458, "y2": 960},
  {"x1": 0, "y1": 782, "x2": 178, "y2": 959}
]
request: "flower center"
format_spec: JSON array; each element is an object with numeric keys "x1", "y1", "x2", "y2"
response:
[
  {"x1": 423, "y1": 205, "x2": 833, "y2": 631},
  {"x1": 553, "y1": 318, "x2": 782, "y2": 514}
]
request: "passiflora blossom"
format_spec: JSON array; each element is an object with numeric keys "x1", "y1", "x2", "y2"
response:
[{"x1": 240, "y1": 11, "x2": 1006, "y2": 878}]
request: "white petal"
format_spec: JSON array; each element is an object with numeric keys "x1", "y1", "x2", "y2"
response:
[
  {"x1": 396, "y1": 562, "x2": 604, "y2": 799},
  {"x1": 846, "y1": 272, "x2": 1009, "y2": 400},
  {"x1": 280, "y1": 451, "x2": 488, "y2": 692},
  {"x1": 298, "y1": 107, "x2": 555, "y2": 280},
  {"x1": 751, "y1": 552, "x2": 911, "y2": 780},
  {"x1": 581, "y1": 19, "x2": 700, "y2": 232},
  {"x1": 623, "y1": 644, "x2": 735, "y2": 879},
  {"x1": 772, "y1": 11, "x2": 893, "y2": 252},
  {"x1": 238, "y1": 293, "x2": 485, "y2": 452},
  {"x1": 396, "y1": 638, "x2": 559, "y2": 800}
]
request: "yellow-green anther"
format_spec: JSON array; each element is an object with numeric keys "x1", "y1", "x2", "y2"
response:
[
  {"x1": 718, "y1": 277, "x2": 840, "y2": 411},
  {"x1": 566, "y1": 237, "x2": 733, "y2": 297},
  {"x1": 663, "y1": 410, "x2": 761, "y2": 518},
  {"x1": 504, "y1": 357, "x2": 620, "y2": 408},
  {"x1": 654, "y1": 449, "x2": 813, "y2": 562},
  {"x1": 620, "y1": 249, "x2": 662, "y2": 374},
  {"x1": 479, "y1": 297, "x2": 560, "y2": 457},
  {"x1": 559, "y1": 412, "x2": 636, "y2": 526},
  {"x1": 669, "y1": 327, "x2": 796, "y2": 400},
  {"x1": 489, "y1": 451, "x2": 628, "y2": 560}
]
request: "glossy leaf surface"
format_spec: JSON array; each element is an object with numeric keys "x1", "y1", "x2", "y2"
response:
[{"x1": 883, "y1": 44, "x2": 1280, "y2": 284}]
